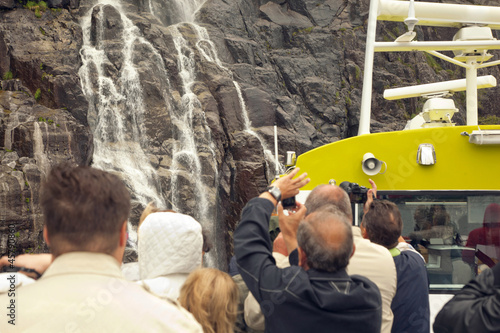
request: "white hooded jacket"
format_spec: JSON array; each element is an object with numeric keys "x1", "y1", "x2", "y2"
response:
[{"x1": 137, "y1": 212, "x2": 203, "y2": 300}]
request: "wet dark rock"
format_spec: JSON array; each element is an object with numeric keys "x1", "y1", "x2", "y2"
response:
[
  {"x1": 0, "y1": 0, "x2": 14, "y2": 10},
  {"x1": 0, "y1": 88, "x2": 91, "y2": 256},
  {"x1": 259, "y1": 2, "x2": 313, "y2": 28}
]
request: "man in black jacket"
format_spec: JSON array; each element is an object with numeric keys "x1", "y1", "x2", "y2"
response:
[
  {"x1": 234, "y1": 168, "x2": 382, "y2": 333},
  {"x1": 433, "y1": 263, "x2": 500, "y2": 333}
]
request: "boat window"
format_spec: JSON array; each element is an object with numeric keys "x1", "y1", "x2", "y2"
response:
[{"x1": 357, "y1": 192, "x2": 500, "y2": 293}]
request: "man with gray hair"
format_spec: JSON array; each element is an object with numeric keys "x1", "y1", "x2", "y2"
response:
[
  {"x1": 244, "y1": 183, "x2": 396, "y2": 333},
  {"x1": 234, "y1": 169, "x2": 382, "y2": 333},
  {"x1": 296, "y1": 208, "x2": 354, "y2": 272},
  {"x1": 304, "y1": 184, "x2": 397, "y2": 333}
]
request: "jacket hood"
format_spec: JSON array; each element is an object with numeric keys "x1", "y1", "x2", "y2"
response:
[
  {"x1": 138, "y1": 212, "x2": 203, "y2": 280},
  {"x1": 483, "y1": 203, "x2": 500, "y2": 227}
]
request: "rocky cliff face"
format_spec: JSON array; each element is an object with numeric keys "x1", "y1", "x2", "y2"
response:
[{"x1": 1, "y1": 0, "x2": 499, "y2": 265}]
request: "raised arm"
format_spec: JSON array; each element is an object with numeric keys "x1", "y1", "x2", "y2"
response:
[
  {"x1": 363, "y1": 178, "x2": 377, "y2": 214},
  {"x1": 234, "y1": 168, "x2": 309, "y2": 303}
]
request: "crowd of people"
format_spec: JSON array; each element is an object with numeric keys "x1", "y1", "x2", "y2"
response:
[{"x1": 0, "y1": 163, "x2": 499, "y2": 332}]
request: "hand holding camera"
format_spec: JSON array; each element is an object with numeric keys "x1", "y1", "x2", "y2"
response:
[
  {"x1": 364, "y1": 179, "x2": 377, "y2": 214},
  {"x1": 273, "y1": 168, "x2": 310, "y2": 201},
  {"x1": 278, "y1": 201, "x2": 307, "y2": 254}
]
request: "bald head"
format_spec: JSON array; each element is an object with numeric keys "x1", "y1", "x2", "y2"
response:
[
  {"x1": 297, "y1": 210, "x2": 353, "y2": 273},
  {"x1": 305, "y1": 184, "x2": 352, "y2": 221}
]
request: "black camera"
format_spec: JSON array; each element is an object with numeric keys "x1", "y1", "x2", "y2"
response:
[
  {"x1": 282, "y1": 196, "x2": 296, "y2": 209},
  {"x1": 339, "y1": 181, "x2": 369, "y2": 204}
]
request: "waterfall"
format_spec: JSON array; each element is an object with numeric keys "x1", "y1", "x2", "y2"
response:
[
  {"x1": 77, "y1": 0, "x2": 281, "y2": 268},
  {"x1": 78, "y1": 0, "x2": 165, "y2": 209},
  {"x1": 3, "y1": 113, "x2": 17, "y2": 151},
  {"x1": 78, "y1": 0, "x2": 221, "y2": 264},
  {"x1": 148, "y1": 0, "x2": 205, "y2": 26},
  {"x1": 171, "y1": 17, "x2": 282, "y2": 178},
  {"x1": 164, "y1": 20, "x2": 221, "y2": 267},
  {"x1": 33, "y1": 122, "x2": 50, "y2": 178},
  {"x1": 158, "y1": 4, "x2": 284, "y2": 266},
  {"x1": 189, "y1": 22, "x2": 282, "y2": 177},
  {"x1": 233, "y1": 81, "x2": 282, "y2": 178},
  {"x1": 169, "y1": 25, "x2": 217, "y2": 222}
]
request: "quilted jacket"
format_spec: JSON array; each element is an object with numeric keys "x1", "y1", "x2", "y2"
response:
[{"x1": 137, "y1": 212, "x2": 203, "y2": 300}]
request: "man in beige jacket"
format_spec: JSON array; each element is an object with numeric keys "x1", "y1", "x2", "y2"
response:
[
  {"x1": 245, "y1": 184, "x2": 397, "y2": 333},
  {"x1": 0, "y1": 164, "x2": 202, "y2": 333}
]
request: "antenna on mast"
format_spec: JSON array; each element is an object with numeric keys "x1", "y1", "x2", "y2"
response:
[
  {"x1": 396, "y1": 0, "x2": 418, "y2": 42},
  {"x1": 274, "y1": 124, "x2": 279, "y2": 178}
]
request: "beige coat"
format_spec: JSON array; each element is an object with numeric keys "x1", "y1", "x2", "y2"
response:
[
  {"x1": 348, "y1": 227, "x2": 397, "y2": 333},
  {"x1": 0, "y1": 252, "x2": 202, "y2": 333}
]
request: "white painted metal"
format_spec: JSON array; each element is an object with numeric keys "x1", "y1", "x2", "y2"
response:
[
  {"x1": 358, "y1": 0, "x2": 380, "y2": 136},
  {"x1": 466, "y1": 59, "x2": 478, "y2": 126},
  {"x1": 374, "y1": 40, "x2": 500, "y2": 52},
  {"x1": 477, "y1": 60, "x2": 500, "y2": 69},
  {"x1": 274, "y1": 125, "x2": 279, "y2": 177},
  {"x1": 384, "y1": 75, "x2": 497, "y2": 100},
  {"x1": 404, "y1": 0, "x2": 418, "y2": 32},
  {"x1": 469, "y1": 130, "x2": 500, "y2": 145},
  {"x1": 425, "y1": 51, "x2": 470, "y2": 69},
  {"x1": 378, "y1": 0, "x2": 500, "y2": 29},
  {"x1": 359, "y1": 0, "x2": 500, "y2": 135}
]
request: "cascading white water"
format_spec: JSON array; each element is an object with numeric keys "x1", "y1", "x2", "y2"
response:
[
  {"x1": 77, "y1": 0, "x2": 281, "y2": 268},
  {"x1": 4, "y1": 113, "x2": 31, "y2": 152},
  {"x1": 159, "y1": 5, "x2": 284, "y2": 265},
  {"x1": 33, "y1": 122, "x2": 50, "y2": 178},
  {"x1": 3, "y1": 114, "x2": 18, "y2": 151},
  {"x1": 169, "y1": 26, "x2": 216, "y2": 221},
  {"x1": 79, "y1": 0, "x2": 165, "y2": 211},
  {"x1": 149, "y1": 0, "x2": 205, "y2": 26},
  {"x1": 181, "y1": 18, "x2": 282, "y2": 177},
  {"x1": 78, "y1": 0, "x2": 221, "y2": 262},
  {"x1": 233, "y1": 81, "x2": 282, "y2": 177}
]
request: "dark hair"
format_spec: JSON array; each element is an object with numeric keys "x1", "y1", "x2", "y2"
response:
[
  {"x1": 305, "y1": 184, "x2": 352, "y2": 221},
  {"x1": 297, "y1": 211, "x2": 353, "y2": 273},
  {"x1": 41, "y1": 163, "x2": 131, "y2": 256},
  {"x1": 361, "y1": 200, "x2": 402, "y2": 249},
  {"x1": 433, "y1": 211, "x2": 450, "y2": 226}
]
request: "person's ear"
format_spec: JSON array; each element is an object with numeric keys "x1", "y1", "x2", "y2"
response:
[
  {"x1": 350, "y1": 243, "x2": 356, "y2": 259},
  {"x1": 298, "y1": 247, "x2": 308, "y2": 269},
  {"x1": 119, "y1": 221, "x2": 128, "y2": 247},
  {"x1": 360, "y1": 223, "x2": 369, "y2": 239},
  {"x1": 43, "y1": 226, "x2": 50, "y2": 246}
]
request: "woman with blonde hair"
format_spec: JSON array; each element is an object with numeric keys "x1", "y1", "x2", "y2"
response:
[{"x1": 179, "y1": 268, "x2": 239, "y2": 333}]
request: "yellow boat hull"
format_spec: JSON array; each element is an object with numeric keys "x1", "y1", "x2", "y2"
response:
[{"x1": 296, "y1": 125, "x2": 500, "y2": 191}]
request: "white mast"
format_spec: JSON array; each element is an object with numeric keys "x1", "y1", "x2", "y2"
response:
[{"x1": 358, "y1": 0, "x2": 500, "y2": 134}]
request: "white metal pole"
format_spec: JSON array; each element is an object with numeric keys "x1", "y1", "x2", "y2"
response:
[
  {"x1": 425, "y1": 51, "x2": 469, "y2": 69},
  {"x1": 358, "y1": 0, "x2": 380, "y2": 136},
  {"x1": 274, "y1": 124, "x2": 279, "y2": 177},
  {"x1": 374, "y1": 40, "x2": 500, "y2": 52},
  {"x1": 466, "y1": 59, "x2": 478, "y2": 126}
]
